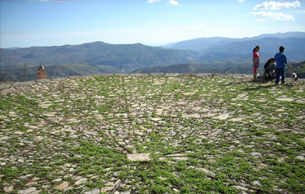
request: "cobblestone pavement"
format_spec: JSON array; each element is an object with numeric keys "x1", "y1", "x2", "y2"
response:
[{"x1": 1, "y1": 74, "x2": 305, "y2": 193}]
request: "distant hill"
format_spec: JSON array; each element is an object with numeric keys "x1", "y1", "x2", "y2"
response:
[
  {"x1": 162, "y1": 32, "x2": 305, "y2": 52},
  {"x1": 287, "y1": 61, "x2": 305, "y2": 78},
  {"x1": 202, "y1": 37, "x2": 305, "y2": 55},
  {"x1": 0, "y1": 41, "x2": 200, "y2": 81},
  {"x1": 162, "y1": 37, "x2": 235, "y2": 52},
  {"x1": 0, "y1": 63, "x2": 112, "y2": 82},
  {"x1": 242, "y1": 31, "x2": 305, "y2": 40},
  {"x1": 162, "y1": 32, "x2": 305, "y2": 62},
  {"x1": 1, "y1": 32, "x2": 305, "y2": 82},
  {"x1": 0, "y1": 41, "x2": 199, "y2": 69},
  {"x1": 199, "y1": 37, "x2": 305, "y2": 62},
  {"x1": 132, "y1": 62, "x2": 254, "y2": 75},
  {"x1": 132, "y1": 61, "x2": 305, "y2": 78}
]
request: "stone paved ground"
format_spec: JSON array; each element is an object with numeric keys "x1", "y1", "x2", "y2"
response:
[{"x1": 1, "y1": 74, "x2": 305, "y2": 194}]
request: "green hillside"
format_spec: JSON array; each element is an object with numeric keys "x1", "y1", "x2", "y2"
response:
[
  {"x1": 0, "y1": 63, "x2": 112, "y2": 82},
  {"x1": 132, "y1": 61, "x2": 305, "y2": 78},
  {"x1": 132, "y1": 62, "x2": 254, "y2": 75},
  {"x1": 1, "y1": 35, "x2": 305, "y2": 82},
  {"x1": 0, "y1": 42, "x2": 201, "y2": 81},
  {"x1": 0, "y1": 42, "x2": 199, "y2": 68},
  {"x1": 287, "y1": 61, "x2": 305, "y2": 78}
]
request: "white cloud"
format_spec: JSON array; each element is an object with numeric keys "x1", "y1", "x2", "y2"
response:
[
  {"x1": 254, "y1": 1, "x2": 300, "y2": 10},
  {"x1": 255, "y1": 19, "x2": 266, "y2": 22},
  {"x1": 238, "y1": 0, "x2": 244, "y2": 2},
  {"x1": 250, "y1": 11, "x2": 295, "y2": 21},
  {"x1": 26, "y1": 0, "x2": 73, "y2": 1},
  {"x1": 147, "y1": 0, "x2": 160, "y2": 3},
  {"x1": 147, "y1": 0, "x2": 180, "y2": 6},
  {"x1": 167, "y1": 0, "x2": 180, "y2": 6}
]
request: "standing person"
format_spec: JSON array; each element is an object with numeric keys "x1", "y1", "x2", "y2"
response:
[
  {"x1": 274, "y1": 46, "x2": 287, "y2": 85},
  {"x1": 252, "y1": 46, "x2": 260, "y2": 81}
]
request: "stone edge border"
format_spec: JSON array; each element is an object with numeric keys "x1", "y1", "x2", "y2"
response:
[{"x1": 0, "y1": 73, "x2": 262, "y2": 90}]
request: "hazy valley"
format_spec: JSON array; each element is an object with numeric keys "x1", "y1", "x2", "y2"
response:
[{"x1": 1, "y1": 32, "x2": 305, "y2": 82}]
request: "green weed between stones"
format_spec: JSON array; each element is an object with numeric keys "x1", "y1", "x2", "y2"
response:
[{"x1": 0, "y1": 76, "x2": 304, "y2": 193}]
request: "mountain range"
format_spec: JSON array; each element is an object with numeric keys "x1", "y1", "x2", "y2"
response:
[
  {"x1": 1, "y1": 31, "x2": 305, "y2": 82},
  {"x1": 1, "y1": 42, "x2": 198, "y2": 69},
  {"x1": 163, "y1": 32, "x2": 305, "y2": 52},
  {"x1": 163, "y1": 32, "x2": 305, "y2": 62}
]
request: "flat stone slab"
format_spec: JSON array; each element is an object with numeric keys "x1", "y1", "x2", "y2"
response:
[
  {"x1": 182, "y1": 114, "x2": 201, "y2": 119},
  {"x1": 74, "y1": 178, "x2": 88, "y2": 185},
  {"x1": 114, "y1": 74, "x2": 128, "y2": 77},
  {"x1": 213, "y1": 114, "x2": 230, "y2": 120},
  {"x1": 275, "y1": 108, "x2": 285, "y2": 112},
  {"x1": 296, "y1": 156, "x2": 304, "y2": 160},
  {"x1": 188, "y1": 167, "x2": 216, "y2": 178},
  {"x1": 195, "y1": 73, "x2": 212, "y2": 77},
  {"x1": 151, "y1": 118, "x2": 162, "y2": 121},
  {"x1": 84, "y1": 188, "x2": 100, "y2": 194},
  {"x1": 127, "y1": 153, "x2": 151, "y2": 161},
  {"x1": 250, "y1": 152, "x2": 262, "y2": 157},
  {"x1": 229, "y1": 118, "x2": 243, "y2": 122},
  {"x1": 206, "y1": 113, "x2": 217, "y2": 117},
  {"x1": 276, "y1": 98, "x2": 294, "y2": 102},
  {"x1": 166, "y1": 153, "x2": 188, "y2": 160},
  {"x1": 95, "y1": 74, "x2": 113, "y2": 77},
  {"x1": 37, "y1": 79, "x2": 51, "y2": 83},
  {"x1": 156, "y1": 109, "x2": 163, "y2": 115},
  {"x1": 169, "y1": 157, "x2": 188, "y2": 160},
  {"x1": 180, "y1": 73, "x2": 195, "y2": 77},
  {"x1": 200, "y1": 108, "x2": 210, "y2": 113},
  {"x1": 183, "y1": 92, "x2": 196, "y2": 95},
  {"x1": 39, "y1": 103, "x2": 52, "y2": 108},
  {"x1": 52, "y1": 77, "x2": 68, "y2": 81},
  {"x1": 232, "y1": 185, "x2": 248, "y2": 191},
  {"x1": 13, "y1": 81, "x2": 35, "y2": 87},
  {"x1": 94, "y1": 114, "x2": 104, "y2": 120},
  {"x1": 130, "y1": 73, "x2": 149, "y2": 77},
  {"x1": 3, "y1": 186, "x2": 14, "y2": 193},
  {"x1": 252, "y1": 98, "x2": 267, "y2": 102},
  {"x1": 17, "y1": 187, "x2": 39, "y2": 194},
  {"x1": 296, "y1": 100, "x2": 305, "y2": 104},
  {"x1": 166, "y1": 153, "x2": 187, "y2": 157},
  {"x1": 0, "y1": 83, "x2": 12, "y2": 89},
  {"x1": 165, "y1": 73, "x2": 179, "y2": 77},
  {"x1": 100, "y1": 187, "x2": 113, "y2": 193},
  {"x1": 0, "y1": 115, "x2": 7, "y2": 119},
  {"x1": 54, "y1": 182, "x2": 70, "y2": 190},
  {"x1": 67, "y1": 118, "x2": 80, "y2": 123},
  {"x1": 69, "y1": 76, "x2": 83, "y2": 79},
  {"x1": 150, "y1": 73, "x2": 164, "y2": 76},
  {"x1": 43, "y1": 112, "x2": 57, "y2": 117}
]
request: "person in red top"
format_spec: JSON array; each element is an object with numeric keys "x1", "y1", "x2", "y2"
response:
[{"x1": 252, "y1": 46, "x2": 260, "y2": 81}]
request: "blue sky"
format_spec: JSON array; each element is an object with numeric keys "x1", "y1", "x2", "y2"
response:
[{"x1": 0, "y1": 0, "x2": 305, "y2": 48}]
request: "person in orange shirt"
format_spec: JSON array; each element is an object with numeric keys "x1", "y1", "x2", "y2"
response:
[{"x1": 252, "y1": 45, "x2": 260, "y2": 81}]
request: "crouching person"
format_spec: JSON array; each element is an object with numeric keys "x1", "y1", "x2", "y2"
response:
[{"x1": 263, "y1": 58, "x2": 276, "y2": 81}]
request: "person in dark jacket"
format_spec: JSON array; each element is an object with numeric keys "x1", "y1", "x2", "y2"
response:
[{"x1": 263, "y1": 58, "x2": 276, "y2": 81}]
